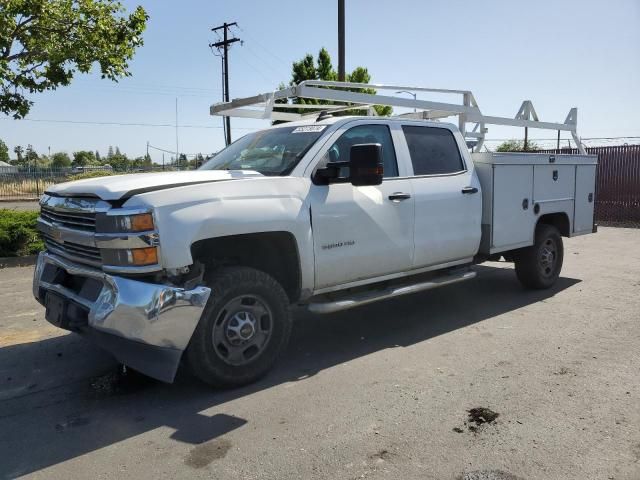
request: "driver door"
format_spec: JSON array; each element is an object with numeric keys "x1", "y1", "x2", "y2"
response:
[{"x1": 307, "y1": 122, "x2": 415, "y2": 290}]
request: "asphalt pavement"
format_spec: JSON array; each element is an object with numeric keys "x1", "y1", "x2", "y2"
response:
[{"x1": 0, "y1": 227, "x2": 638, "y2": 480}]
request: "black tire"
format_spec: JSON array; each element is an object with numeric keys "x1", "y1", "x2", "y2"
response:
[
  {"x1": 186, "y1": 266, "x2": 292, "y2": 387},
  {"x1": 514, "y1": 224, "x2": 564, "y2": 289}
]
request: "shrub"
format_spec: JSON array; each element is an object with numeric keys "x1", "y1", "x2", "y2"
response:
[
  {"x1": 0, "y1": 209, "x2": 43, "y2": 257},
  {"x1": 496, "y1": 139, "x2": 540, "y2": 152}
]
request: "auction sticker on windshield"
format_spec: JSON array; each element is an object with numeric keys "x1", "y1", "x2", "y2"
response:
[{"x1": 292, "y1": 125, "x2": 327, "y2": 133}]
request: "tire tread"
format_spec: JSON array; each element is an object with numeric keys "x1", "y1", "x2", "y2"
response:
[
  {"x1": 514, "y1": 224, "x2": 563, "y2": 289},
  {"x1": 186, "y1": 266, "x2": 291, "y2": 387}
]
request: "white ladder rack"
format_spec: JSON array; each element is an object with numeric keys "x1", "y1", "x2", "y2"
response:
[{"x1": 210, "y1": 80, "x2": 585, "y2": 154}]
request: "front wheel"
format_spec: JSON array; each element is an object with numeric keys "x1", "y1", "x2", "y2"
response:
[
  {"x1": 186, "y1": 266, "x2": 292, "y2": 387},
  {"x1": 514, "y1": 224, "x2": 564, "y2": 289}
]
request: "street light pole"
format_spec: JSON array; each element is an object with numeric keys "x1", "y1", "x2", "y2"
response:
[{"x1": 396, "y1": 90, "x2": 417, "y2": 112}]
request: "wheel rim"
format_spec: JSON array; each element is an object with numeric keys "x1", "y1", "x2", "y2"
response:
[
  {"x1": 538, "y1": 237, "x2": 558, "y2": 278},
  {"x1": 212, "y1": 294, "x2": 274, "y2": 366}
]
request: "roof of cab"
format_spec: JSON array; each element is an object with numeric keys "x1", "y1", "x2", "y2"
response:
[{"x1": 265, "y1": 114, "x2": 457, "y2": 132}]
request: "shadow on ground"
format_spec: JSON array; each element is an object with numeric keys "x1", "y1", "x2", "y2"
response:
[{"x1": 0, "y1": 264, "x2": 580, "y2": 478}]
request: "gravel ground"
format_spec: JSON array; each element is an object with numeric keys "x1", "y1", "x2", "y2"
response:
[{"x1": 0, "y1": 227, "x2": 638, "y2": 480}]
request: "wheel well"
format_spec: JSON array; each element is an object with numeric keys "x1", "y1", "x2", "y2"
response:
[
  {"x1": 190, "y1": 232, "x2": 302, "y2": 303},
  {"x1": 537, "y1": 212, "x2": 570, "y2": 237}
]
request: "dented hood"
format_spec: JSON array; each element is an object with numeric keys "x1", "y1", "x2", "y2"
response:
[{"x1": 45, "y1": 170, "x2": 264, "y2": 201}]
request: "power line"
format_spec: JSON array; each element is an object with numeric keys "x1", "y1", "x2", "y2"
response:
[
  {"x1": 234, "y1": 47, "x2": 281, "y2": 86},
  {"x1": 0, "y1": 117, "x2": 258, "y2": 130},
  {"x1": 147, "y1": 143, "x2": 213, "y2": 157},
  {"x1": 75, "y1": 78, "x2": 220, "y2": 92},
  {"x1": 231, "y1": 25, "x2": 291, "y2": 69},
  {"x1": 239, "y1": 40, "x2": 287, "y2": 81}
]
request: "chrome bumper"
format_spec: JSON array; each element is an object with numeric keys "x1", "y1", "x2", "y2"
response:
[{"x1": 33, "y1": 252, "x2": 211, "y2": 382}]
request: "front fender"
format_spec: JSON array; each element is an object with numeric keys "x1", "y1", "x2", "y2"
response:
[{"x1": 124, "y1": 177, "x2": 315, "y2": 294}]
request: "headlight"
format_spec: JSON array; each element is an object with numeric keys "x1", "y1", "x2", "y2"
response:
[
  {"x1": 96, "y1": 212, "x2": 155, "y2": 233},
  {"x1": 102, "y1": 247, "x2": 159, "y2": 267}
]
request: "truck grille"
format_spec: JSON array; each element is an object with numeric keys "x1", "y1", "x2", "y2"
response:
[
  {"x1": 38, "y1": 195, "x2": 111, "y2": 268},
  {"x1": 44, "y1": 236, "x2": 102, "y2": 267},
  {"x1": 40, "y1": 206, "x2": 97, "y2": 232}
]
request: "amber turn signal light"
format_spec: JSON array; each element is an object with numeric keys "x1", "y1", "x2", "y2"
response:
[
  {"x1": 130, "y1": 247, "x2": 158, "y2": 266},
  {"x1": 129, "y1": 213, "x2": 155, "y2": 232}
]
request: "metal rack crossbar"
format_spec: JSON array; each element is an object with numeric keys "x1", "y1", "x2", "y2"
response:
[{"x1": 210, "y1": 80, "x2": 585, "y2": 154}]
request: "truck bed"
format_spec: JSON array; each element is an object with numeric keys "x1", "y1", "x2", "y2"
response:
[{"x1": 472, "y1": 152, "x2": 597, "y2": 255}]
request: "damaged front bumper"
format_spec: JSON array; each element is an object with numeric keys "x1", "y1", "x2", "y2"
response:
[{"x1": 33, "y1": 252, "x2": 211, "y2": 382}]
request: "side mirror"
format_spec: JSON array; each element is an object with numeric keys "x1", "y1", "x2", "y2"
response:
[{"x1": 349, "y1": 143, "x2": 383, "y2": 186}]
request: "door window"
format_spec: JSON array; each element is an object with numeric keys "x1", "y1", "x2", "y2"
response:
[
  {"x1": 402, "y1": 126, "x2": 465, "y2": 175},
  {"x1": 321, "y1": 124, "x2": 399, "y2": 178}
]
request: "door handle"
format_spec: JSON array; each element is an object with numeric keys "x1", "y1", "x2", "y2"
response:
[
  {"x1": 461, "y1": 186, "x2": 478, "y2": 194},
  {"x1": 388, "y1": 192, "x2": 411, "y2": 202}
]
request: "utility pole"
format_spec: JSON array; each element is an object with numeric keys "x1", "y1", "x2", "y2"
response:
[
  {"x1": 211, "y1": 22, "x2": 240, "y2": 146},
  {"x1": 338, "y1": 0, "x2": 345, "y2": 81}
]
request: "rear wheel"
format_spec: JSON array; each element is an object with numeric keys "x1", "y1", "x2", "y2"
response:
[
  {"x1": 514, "y1": 224, "x2": 564, "y2": 289},
  {"x1": 186, "y1": 266, "x2": 292, "y2": 387}
]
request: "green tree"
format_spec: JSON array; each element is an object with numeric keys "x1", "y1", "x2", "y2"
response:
[
  {"x1": 0, "y1": 139, "x2": 9, "y2": 163},
  {"x1": 130, "y1": 156, "x2": 144, "y2": 168},
  {"x1": 51, "y1": 152, "x2": 72, "y2": 168},
  {"x1": 12, "y1": 145, "x2": 23, "y2": 165},
  {"x1": 38, "y1": 154, "x2": 51, "y2": 167},
  {"x1": 72, "y1": 150, "x2": 96, "y2": 167},
  {"x1": 25, "y1": 144, "x2": 38, "y2": 166},
  {"x1": 496, "y1": 139, "x2": 539, "y2": 152},
  {"x1": 95, "y1": 150, "x2": 102, "y2": 163},
  {"x1": 109, "y1": 147, "x2": 129, "y2": 170},
  {"x1": 0, "y1": 0, "x2": 148, "y2": 118},
  {"x1": 284, "y1": 48, "x2": 392, "y2": 117},
  {"x1": 107, "y1": 146, "x2": 115, "y2": 159},
  {"x1": 130, "y1": 154, "x2": 151, "y2": 169}
]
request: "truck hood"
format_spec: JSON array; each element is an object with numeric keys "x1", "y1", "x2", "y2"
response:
[{"x1": 45, "y1": 170, "x2": 264, "y2": 201}]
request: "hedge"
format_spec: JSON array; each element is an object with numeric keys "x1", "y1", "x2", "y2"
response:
[{"x1": 0, "y1": 209, "x2": 44, "y2": 257}]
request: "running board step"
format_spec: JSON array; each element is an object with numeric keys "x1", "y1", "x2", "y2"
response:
[{"x1": 308, "y1": 269, "x2": 476, "y2": 314}]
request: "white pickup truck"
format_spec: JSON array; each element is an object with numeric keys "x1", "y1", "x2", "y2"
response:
[{"x1": 33, "y1": 82, "x2": 597, "y2": 386}]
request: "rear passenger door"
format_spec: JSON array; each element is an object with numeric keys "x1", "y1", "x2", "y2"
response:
[{"x1": 400, "y1": 124, "x2": 482, "y2": 268}]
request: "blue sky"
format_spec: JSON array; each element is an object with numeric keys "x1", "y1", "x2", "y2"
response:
[{"x1": 2, "y1": 0, "x2": 639, "y2": 162}]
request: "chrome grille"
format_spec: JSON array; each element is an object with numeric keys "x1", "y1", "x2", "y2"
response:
[
  {"x1": 40, "y1": 206, "x2": 96, "y2": 232},
  {"x1": 44, "y1": 236, "x2": 102, "y2": 267},
  {"x1": 38, "y1": 195, "x2": 110, "y2": 268}
]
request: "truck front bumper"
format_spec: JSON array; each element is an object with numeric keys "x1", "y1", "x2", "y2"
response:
[{"x1": 33, "y1": 252, "x2": 211, "y2": 383}]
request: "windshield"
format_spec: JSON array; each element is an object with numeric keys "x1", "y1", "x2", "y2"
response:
[{"x1": 199, "y1": 125, "x2": 328, "y2": 176}]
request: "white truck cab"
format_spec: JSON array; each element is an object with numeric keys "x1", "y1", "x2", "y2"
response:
[{"x1": 33, "y1": 82, "x2": 597, "y2": 386}]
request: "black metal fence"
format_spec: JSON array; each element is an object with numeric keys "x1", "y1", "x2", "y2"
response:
[{"x1": 0, "y1": 165, "x2": 195, "y2": 200}]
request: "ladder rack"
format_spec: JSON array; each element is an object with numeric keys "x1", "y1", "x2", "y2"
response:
[{"x1": 210, "y1": 80, "x2": 585, "y2": 154}]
